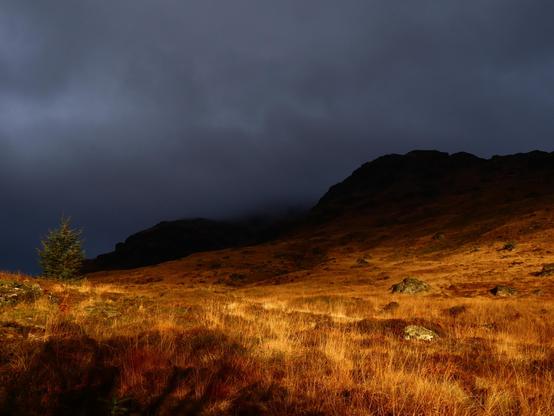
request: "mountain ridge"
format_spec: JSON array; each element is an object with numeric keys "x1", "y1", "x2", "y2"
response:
[{"x1": 85, "y1": 149, "x2": 554, "y2": 273}]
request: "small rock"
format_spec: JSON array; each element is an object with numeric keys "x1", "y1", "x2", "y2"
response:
[
  {"x1": 84, "y1": 304, "x2": 121, "y2": 319},
  {"x1": 404, "y1": 325, "x2": 438, "y2": 341},
  {"x1": 230, "y1": 273, "x2": 246, "y2": 281},
  {"x1": 446, "y1": 305, "x2": 467, "y2": 317},
  {"x1": 531, "y1": 289, "x2": 544, "y2": 296},
  {"x1": 391, "y1": 278, "x2": 430, "y2": 294},
  {"x1": 432, "y1": 232, "x2": 445, "y2": 241},
  {"x1": 490, "y1": 285, "x2": 517, "y2": 297},
  {"x1": 355, "y1": 258, "x2": 370, "y2": 267},
  {"x1": 501, "y1": 242, "x2": 516, "y2": 251},
  {"x1": 382, "y1": 301, "x2": 399, "y2": 313},
  {"x1": 537, "y1": 263, "x2": 554, "y2": 277},
  {"x1": 482, "y1": 322, "x2": 498, "y2": 331}
]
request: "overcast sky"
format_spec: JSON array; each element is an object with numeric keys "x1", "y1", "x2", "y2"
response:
[{"x1": 1, "y1": 0, "x2": 554, "y2": 273}]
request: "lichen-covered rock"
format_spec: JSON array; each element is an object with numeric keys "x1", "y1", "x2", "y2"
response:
[
  {"x1": 390, "y1": 278, "x2": 430, "y2": 294},
  {"x1": 404, "y1": 325, "x2": 438, "y2": 341},
  {"x1": 0, "y1": 281, "x2": 43, "y2": 307},
  {"x1": 490, "y1": 285, "x2": 517, "y2": 297}
]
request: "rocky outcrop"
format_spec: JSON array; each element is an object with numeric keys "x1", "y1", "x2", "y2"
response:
[
  {"x1": 391, "y1": 278, "x2": 430, "y2": 294},
  {"x1": 404, "y1": 325, "x2": 439, "y2": 341},
  {"x1": 490, "y1": 285, "x2": 517, "y2": 297},
  {"x1": 0, "y1": 280, "x2": 42, "y2": 307}
]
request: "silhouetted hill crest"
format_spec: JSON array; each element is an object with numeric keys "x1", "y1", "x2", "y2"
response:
[{"x1": 312, "y1": 150, "x2": 554, "y2": 218}]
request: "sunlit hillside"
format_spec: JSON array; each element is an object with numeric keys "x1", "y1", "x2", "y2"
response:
[{"x1": 2, "y1": 196, "x2": 554, "y2": 414}]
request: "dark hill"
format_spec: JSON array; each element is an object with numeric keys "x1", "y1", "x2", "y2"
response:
[
  {"x1": 311, "y1": 150, "x2": 554, "y2": 220},
  {"x1": 85, "y1": 150, "x2": 554, "y2": 272},
  {"x1": 82, "y1": 218, "x2": 285, "y2": 272}
]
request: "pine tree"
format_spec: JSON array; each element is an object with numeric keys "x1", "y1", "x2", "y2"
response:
[{"x1": 38, "y1": 217, "x2": 85, "y2": 279}]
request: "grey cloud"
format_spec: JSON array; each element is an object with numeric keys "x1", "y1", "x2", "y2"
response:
[{"x1": 1, "y1": 0, "x2": 554, "y2": 272}]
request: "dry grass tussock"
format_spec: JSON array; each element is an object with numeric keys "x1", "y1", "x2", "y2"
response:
[{"x1": 1, "y1": 269, "x2": 553, "y2": 416}]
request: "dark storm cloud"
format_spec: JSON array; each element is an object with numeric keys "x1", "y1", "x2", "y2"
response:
[{"x1": 1, "y1": 0, "x2": 554, "y2": 272}]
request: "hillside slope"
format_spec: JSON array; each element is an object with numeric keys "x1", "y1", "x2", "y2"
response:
[
  {"x1": 88, "y1": 150, "x2": 554, "y2": 293},
  {"x1": 86, "y1": 150, "x2": 554, "y2": 276},
  {"x1": 2, "y1": 150, "x2": 554, "y2": 415}
]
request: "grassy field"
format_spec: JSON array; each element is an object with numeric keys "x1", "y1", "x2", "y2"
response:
[{"x1": 2, "y1": 220, "x2": 554, "y2": 416}]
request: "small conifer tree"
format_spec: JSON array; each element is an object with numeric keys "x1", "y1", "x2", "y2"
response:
[{"x1": 38, "y1": 217, "x2": 85, "y2": 279}]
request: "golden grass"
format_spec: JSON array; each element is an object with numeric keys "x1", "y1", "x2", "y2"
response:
[{"x1": 1, "y1": 270, "x2": 553, "y2": 415}]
